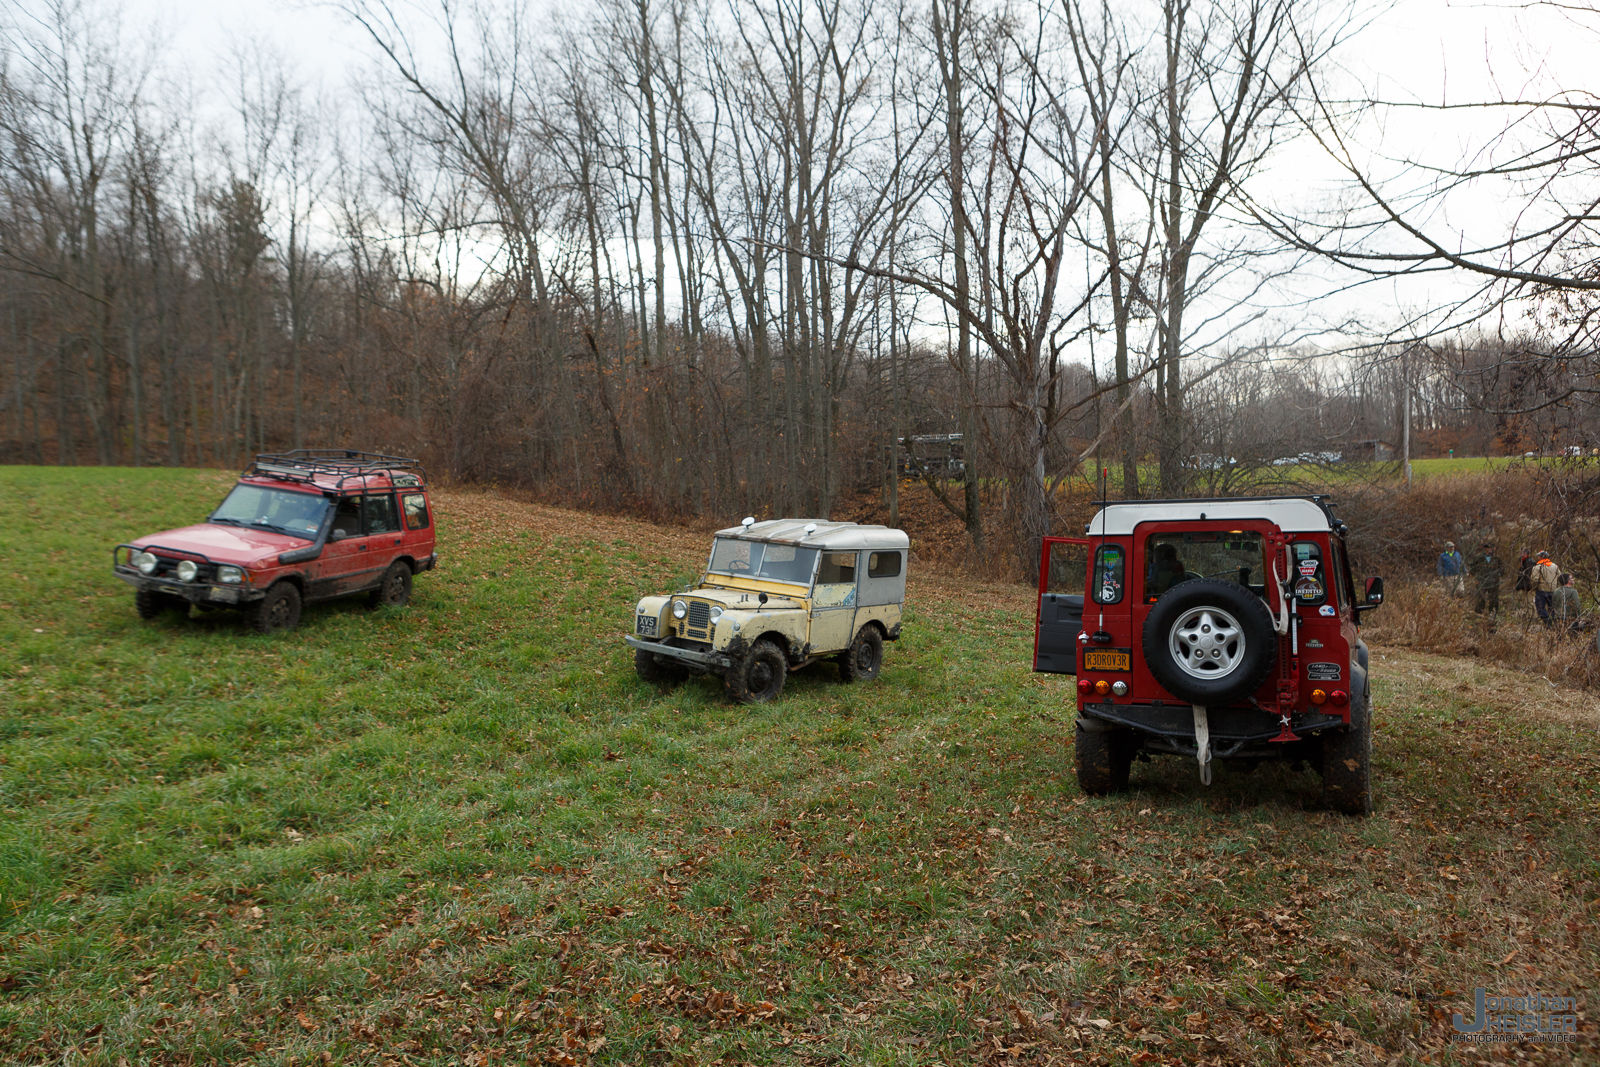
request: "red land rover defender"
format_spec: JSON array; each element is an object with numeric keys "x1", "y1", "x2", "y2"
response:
[
  {"x1": 1033, "y1": 496, "x2": 1383, "y2": 814},
  {"x1": 113, "y1": 450, "x2": 438, "y2": 633}
]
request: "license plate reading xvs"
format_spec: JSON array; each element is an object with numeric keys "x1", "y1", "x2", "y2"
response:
[
  {"x1": 636, "y1": 614, "x2": 659, "y2": 637},
  {"x1": 1083, "y1": 648, "x2": 1131, "y2": 671}
]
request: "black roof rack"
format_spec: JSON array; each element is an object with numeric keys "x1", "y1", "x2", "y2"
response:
[{"x1": 245, "y1": 450, "x2": 427, "y2": 492}]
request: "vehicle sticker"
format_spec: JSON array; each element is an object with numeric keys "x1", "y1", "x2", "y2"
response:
[
  {"x1": 1082, "y1": 647, "x2": 1132, "y2": 671},
  {"x1": 1307, "y1": 662, "x2": 1342, "y2": 680},
  {"x1": 1299, "y1": 561, "x2": 1319, "y2": 576},
  {"x1": 1295, "y1": 577, "x2": 1323, "y2": 600},
  {"x1": 1319, "y1": 605, "x2": 1337, "y2": 616},
  {"x1": 636, "y1": 614, "x2": 659, "y2": 637}
]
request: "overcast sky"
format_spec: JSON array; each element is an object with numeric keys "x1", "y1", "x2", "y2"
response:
[{"x1": 13, "y1": 0, "x2": 1593, "y2": 352}]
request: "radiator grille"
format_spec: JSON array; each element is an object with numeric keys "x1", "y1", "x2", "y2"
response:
[{"x1": 685, "y1": 600, "x2": 712, "y2": 638}]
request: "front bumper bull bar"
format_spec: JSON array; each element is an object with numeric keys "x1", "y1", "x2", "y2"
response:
[
  {"x1": 626, "y1": 635, "x2": 733, "y2": 672},
  {"x1": 112, "y1": 544, "x2": 265, "y2": 606}
]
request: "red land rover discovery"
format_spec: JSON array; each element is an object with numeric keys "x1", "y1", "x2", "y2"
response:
[
  {"x1": 1033, "y1": 496, "x2": 1383, "y2": 814},
  {"x1": 113, "y1": 450, "x2": 438, "y2": 633}
]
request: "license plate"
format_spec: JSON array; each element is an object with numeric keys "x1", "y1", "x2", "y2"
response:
[
  {"x1": 210, "y1": 586, "x2": 239, "y2": 603},
  {"x1": 636, "y1": 614, "x2": 658, "y2": 637},
  {"x1": 1083, "y1": 648, "x2": 1131, "y2": 671}
]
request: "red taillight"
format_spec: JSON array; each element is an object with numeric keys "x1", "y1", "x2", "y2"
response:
[
  {"x1": 1077, "y1": 678, "x2": 1092, "y2": 696},
  {"x1": 1330, "y1": 689, "x2": 1348, "y2": 706}
]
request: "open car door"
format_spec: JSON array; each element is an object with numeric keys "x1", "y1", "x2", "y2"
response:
[{"x1": 1034, "y1": 537, "x2": 1091, "y2": 674}]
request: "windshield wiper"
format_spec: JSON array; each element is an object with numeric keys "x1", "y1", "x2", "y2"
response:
[{"x1": 210, "y1": 517, "x2": 247, "y2": 527}]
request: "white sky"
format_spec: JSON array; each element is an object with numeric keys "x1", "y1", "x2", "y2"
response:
[{"x1": 21, "y1": 0, "x2": 1596, "y2": 350}]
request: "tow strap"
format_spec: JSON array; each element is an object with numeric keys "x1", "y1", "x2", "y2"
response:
[{"x1": 1192, "y1": 704, "x2": 1212, "y2": 785}]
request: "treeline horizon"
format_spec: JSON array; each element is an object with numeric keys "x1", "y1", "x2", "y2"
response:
[{"x1": 5, "y1": 0, "x2": 1598, "y2": 573}]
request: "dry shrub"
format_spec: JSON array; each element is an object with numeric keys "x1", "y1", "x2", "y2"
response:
[{"x1": 1362, "y1": 578, "x2": 1600, "y2": 688}]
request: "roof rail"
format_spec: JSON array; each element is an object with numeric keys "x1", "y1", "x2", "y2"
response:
[{"x1": 246, "y1": 450, "x2": 427, "y2": 492}]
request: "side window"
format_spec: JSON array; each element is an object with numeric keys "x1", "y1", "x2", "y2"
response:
[
  {"x1": 332, "y1": 498, "x2": 361, "y2": 539},
  {"x1": 817, "y1": 551, "x2": 858, "y2": 584},
  {"x1": 1329, "y1": 538, "x2": 1355, "y2": 610},
  {"x1": 1045, "y1": 541, "x2": 1086, "y2": 595},
  {"x1": 867, "y1": 551, "x2": 902, "y2": 579},
  {"x1": 403, "y1": 493, "x2": 431, "y2": 531},
  {"x1": 1291, "y1": 540, "x2": 1327, "y2": 606},
  {"x1": 1091, "y1": 544, "x2": 1126, "y2": 604},
  {"x1": 363, "y1": 494, "x2": 400, "y2": 535}
]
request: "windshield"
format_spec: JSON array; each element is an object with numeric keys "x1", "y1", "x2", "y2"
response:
[
  {"x1": 212, "y1": 485, "x2": 330, "y2": 538},
  {"x1": 708, "y1": 538, "x2": 820, "y2": 585}
]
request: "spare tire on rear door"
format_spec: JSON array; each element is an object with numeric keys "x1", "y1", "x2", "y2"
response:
[{"x1": 1141, "y1": 578, "x2": 1276, "y2": 705}]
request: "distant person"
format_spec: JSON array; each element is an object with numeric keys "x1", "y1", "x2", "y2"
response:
[
  {"x1": 1436, "y1": 540, "x2": 1464, "y2": 596},
  {"x1": 1531, "y1": 550, "x2": 1561, "y2": 627},
  {"x1": 1468, "y1": 543, "x2": 1503, "y2": 622},
  {"x1": 1555, "y1": 573, "x2": 1583, "y2": 633},
  {"x1": 1514, "y1": 550, "x2": 1534, "y2": 594}
]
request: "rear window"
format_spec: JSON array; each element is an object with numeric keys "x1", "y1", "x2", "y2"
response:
[
  {"x1": 867, "y1": 551, "x2": 901, "y2": 578},
  {"x1": 403, "y1": 493, "x2": 430, "y2": 530},
  {"x1": 1143, "y1": 531, "x2": 1267, "y2": 601},
  {"x1": 1092, "y1": 544, "x2": 1126, "y2": 604}
]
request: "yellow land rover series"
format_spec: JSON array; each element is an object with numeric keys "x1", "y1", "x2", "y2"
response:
[{"x1": 625, "y1": 518, "x2": 910, "y2": 703}]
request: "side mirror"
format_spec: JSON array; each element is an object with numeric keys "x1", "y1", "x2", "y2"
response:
[
  {"x1": 758, "y1": 592, "x2": 768, "y2": 606},
  {"x1": 331, "y1": 529, "x2": 349, "y2": 542},
  {"x1": 1363, "y1": 576, "x2": 1384, "y2": 606}
]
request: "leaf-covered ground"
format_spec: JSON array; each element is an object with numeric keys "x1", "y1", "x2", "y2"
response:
[{"x1": 0, "y1": 468, "x2": 1595, "y2": 1065}]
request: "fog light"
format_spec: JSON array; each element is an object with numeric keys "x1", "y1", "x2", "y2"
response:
[
  {"x1": 1330, "y1": 689, "x2": 1348, "y2": 706},
  {"x1": 1094, "y1": 679, "x2": 1110, "y2": 695},
  {"x1": 1310, "y1": 688, "x2": 1327, "y2": 705},
  {"x1": 672, "y1": 599, "x2": 688, "y2": 619},
  {"x1": 1111, "y1": 680, "x2": 1128, "y2": 696},
  {"x1": 176, "y1": 559, "x2": 198, "y2": 582},
  {"x1": 135, "y1": 550, "x2": 157, "y2": 574}
]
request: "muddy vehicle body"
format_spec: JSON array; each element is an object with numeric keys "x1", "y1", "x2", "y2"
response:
[
  {"x1": 626, "y1": 518, "x2": 909, "y2": 703},
  {"x1": 114, "y1": 450, "x2": 437, "y2": 632},
  {"x1": 1033, "y1": 496, "x2": 1383, "y2": 813}
]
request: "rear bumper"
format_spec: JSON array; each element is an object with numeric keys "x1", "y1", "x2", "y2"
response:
[
  {"x1": 625, "y1": 635, "x2": 733, "y2": 672},
  {"x1": 1080, "y1": 701, "x2": 1345, "y2": 743}
]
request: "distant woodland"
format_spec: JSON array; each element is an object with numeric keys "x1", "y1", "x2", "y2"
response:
[{"x1": 5, "y1": 0, "x2": 1600, "y2": 567}]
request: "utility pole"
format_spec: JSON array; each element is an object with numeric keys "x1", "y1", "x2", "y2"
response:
[{"x1": 1401, "y1": 347, "x2": 1412, "y2": 488}]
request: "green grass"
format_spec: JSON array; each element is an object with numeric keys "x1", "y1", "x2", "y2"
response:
[{"x1": 0, "y1": 467, "x2": 1596, "y2": 1064}]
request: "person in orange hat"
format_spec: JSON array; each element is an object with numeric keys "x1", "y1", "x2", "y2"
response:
[{"x1": 1531, "y1": 550, "x2": 1561, "y2": 627}]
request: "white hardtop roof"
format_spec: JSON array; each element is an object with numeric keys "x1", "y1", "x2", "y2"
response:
[
  {"x1": 1086, "y1": 497, "x2": 1335, "y2": 537},
  {"x1": 714, "y1": 518, "x2": 910, "y2": 551}
]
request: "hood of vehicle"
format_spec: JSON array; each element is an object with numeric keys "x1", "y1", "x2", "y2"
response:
[
  {"x1": 691, "y1": 587, "x2": 806, "y2": 610},
  {"x1": 130, "y1": 523, "x2": 311, "y2": 565}
]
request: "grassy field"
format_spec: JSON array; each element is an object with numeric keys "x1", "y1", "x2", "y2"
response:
[{"x1": 1, "y1": 467, "x2": 1596, "y2": 1065}]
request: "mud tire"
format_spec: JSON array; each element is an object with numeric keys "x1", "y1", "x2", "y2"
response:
[
  {"x1": 726, "y1": 639, "x2": 787, "y2": 704},
  {"x1": 250, "y1": 582, "x2": 302, "y2": 634},
  {"x1": 135, "y1": 589, "x2": 185, "y2": 620},
  {"x1": 634, "y1": 647, "x2": 687, "y2": 685},
  {"x1": 1141, "y1": 578, "x2": 1276, "y2": 705},
  {"x1": 838, "y1": 625, "x2": 884, "y2": 683},
  {"x1": 1075, "y1": 722, "x2": 1135, "y2": 795},
  {"x1": 1320, "y1": 683, "x2": 1373, "y2": 816},
  {"x1": 369, "y1": 560, "x2": 413, "y2": 608}
]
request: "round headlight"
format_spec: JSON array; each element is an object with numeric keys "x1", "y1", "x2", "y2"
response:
[
  {"x1": 672, "y1": 599, "x2": 688, "y2": 619},
  {"x1": 217, "y1": 565, "x2": 243, "y2": 584},
  {"x1": 134, "y1": 551, "x2": 157, "y2": 574},
  {"x1": 709, "y1": 605, "x2": 724, "y2": 622},
  {"x1": 176, "y1": 560, "x2": 198, "y2": 582}
]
